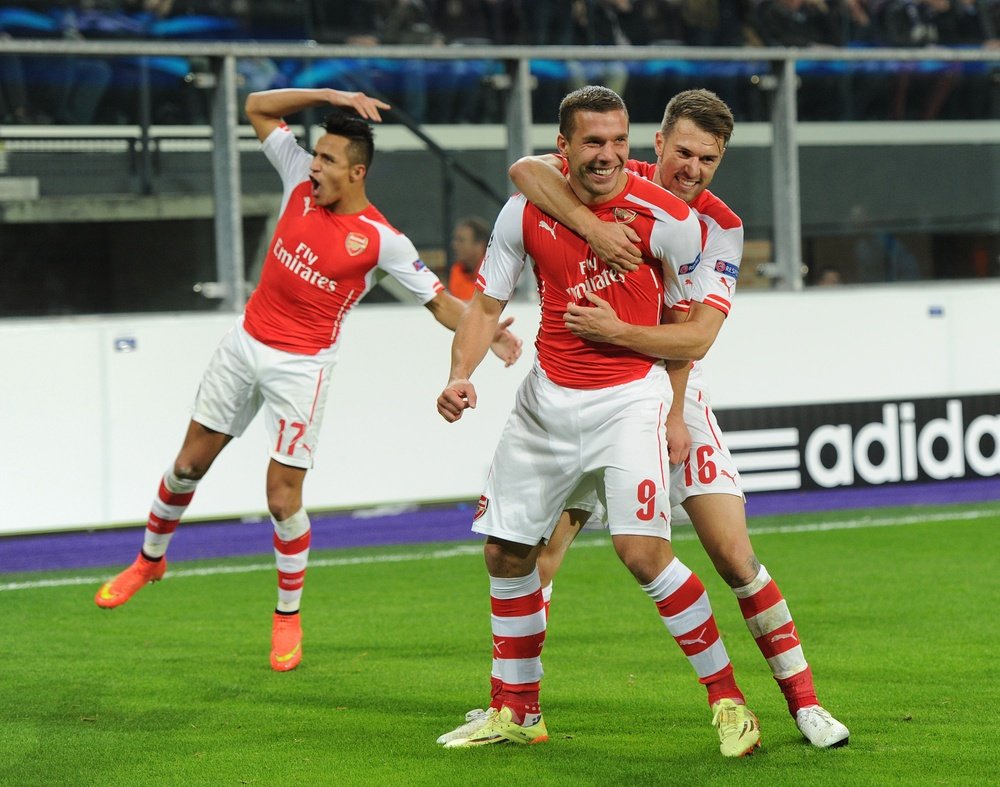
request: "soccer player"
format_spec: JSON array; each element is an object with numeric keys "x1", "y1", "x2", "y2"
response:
[
  {"x1": 435, "y1": 85, "x2": 761, "y2": 756},
  {"x1": 93, "y1": 86, "x2": 522, "y2": 672},
  {"x1": 504, "y1": 88, "x2": 849, "y2": 749}
]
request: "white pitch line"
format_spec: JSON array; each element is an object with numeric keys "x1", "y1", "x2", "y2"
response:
[{"x1": 2, "y1": 507, "x2": 997, "y2": 593}]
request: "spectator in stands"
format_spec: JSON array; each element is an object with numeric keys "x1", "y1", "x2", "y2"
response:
[
  {"x1": 570, "y1": 1, "x2": 630, "y2": 97},
  {"x1": 850, "y1": 204, "x2": 923, "y2": 280},
  {"x1": 750, "y1": 0, "x2": 850, "y2": 118},
  {"x1": 521, "y1": 0, "x2": 577, "y2": 46},
  {"x1": 39, "y1": 3, "x2": 114, "y2": 125},
  {"x1": 679, "y1": 0, "x2": 749, "y2": 46},
  {"x1": 928, "y1": 0, "x2": 999, "y2": 118},
  {"x1": 428, "y1": 0, "x2": 495, "y2": 122},
  {"x1": 869, "y1": 0, "x2": 975, "y2": 118},
  {"x1": 447, "y1": 215, "x2": 490, "y2": 300},
  {"x1": 616, "y1": 0, "x2": 686, "y2": 44},
  {"x1": 311, "y1": 0, "x2": 382, "y2": 43},
  {"x1": 433, "y1": 0, "x2": 496, "y2": 41},
  {"x1": 752, "y1": 0, "x2": 841, "y2": 47},
  {"x1": 0, "y1": 37, "x2": 31, "y2": 124},
  {"x1": 376, "y1": 0, "x2": 444, "y2": 123},
  {"x1": 841, "y1": 0, "x2": 879, "y2": 43},
  {"x1": 522, "y1": 0, "x2": 577, "y2": 121},
  {"x1": 814, "y1": 265, "x2": 844, "y2": 285}
]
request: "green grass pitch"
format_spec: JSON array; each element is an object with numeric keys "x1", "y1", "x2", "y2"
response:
[{"x1": 1, "y1": 501, "x2": 998, "y2": 786}]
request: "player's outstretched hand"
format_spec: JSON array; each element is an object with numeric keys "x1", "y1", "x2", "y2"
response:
[
  {"x1": 490, "y1": 317, "x2": 523, "y2": 368},
  {"x1": 328, "y1": 89, "x2": 391, "y2": 122},
  {"x1": 563, "y1": 291, "x2": 625, "y2": 343},
  {"x1": 438, "y1": 379, "x2": 477, "y2": 423},
  {"x1": 666, "y1": 409, "x2": 691, "y2": 465},
  {"x1": 585, "y1": 221, "x2": 642, "y2": 273}
]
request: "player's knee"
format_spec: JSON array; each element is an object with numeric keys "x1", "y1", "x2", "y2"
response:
[
  {"x1": 266, "y1": 493, "x2": 301, "y2": 523},
  {"x1": 484, "y1": 538, "x2": 536, "y2": 577},
  {"x1": 715, "y1": 551, "x2": 760, "y2": 588},
  {"x1": 615, "y1": 539, "x2": 672, "y2": 585},
  {"x1": 173, "y1": 461, "x2": 209, "y2": 482},
  {"x1": 620, "y1": 554, "x2": 664, "y2": 585}
]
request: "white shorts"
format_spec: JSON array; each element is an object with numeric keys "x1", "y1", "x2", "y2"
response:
[
  {"x1": 565, "y1": 383, "x2": 744, "y2": 524},
  {"x1": 191, "y1": 317, "x2": 337, "y2": 469},
  {"x1": 472, "y1": 363, "x2": 672, "y2": 547}
]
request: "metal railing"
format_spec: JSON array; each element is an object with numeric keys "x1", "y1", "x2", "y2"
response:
[{"x1": 2, "y1": 38, "x2": 998, "y2": 308}]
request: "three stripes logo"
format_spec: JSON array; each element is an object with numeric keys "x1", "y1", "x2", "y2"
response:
[
  {"x1": 725, "y1": 427, "x2": 801, "y2": 492},
  {"x1": 720, "y1": 394, "x2": 1000, "y2": 492}
]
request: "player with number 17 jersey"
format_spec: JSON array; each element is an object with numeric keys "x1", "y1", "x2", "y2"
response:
[{"x1": 243, "y1": 125, "x2": 443, "y2": 355}]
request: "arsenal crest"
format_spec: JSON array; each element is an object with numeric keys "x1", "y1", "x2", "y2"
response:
[
  {"x1": 474, "y1": 495, "x2": 489, "y2": 521},
  {"x1": 613, "y1": 207, "x2": 637, "y2": 224},
  {"x1": 345, "y1": 232, "x2": 369, "y2": 256}
]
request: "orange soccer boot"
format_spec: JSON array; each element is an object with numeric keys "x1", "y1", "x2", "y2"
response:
[
  {"x1": 95, "y1": 553, "x2": 167, "y2": 609},
  {"x1": 270, "y1": 611, "x2": 303, "y2": 672}
]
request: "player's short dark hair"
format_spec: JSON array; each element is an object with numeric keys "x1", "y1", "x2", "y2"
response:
[
  {"x1": 322, "y1": 111, "x2": 375, "y2": 170},
  {"x1": 456, "y1": 216, "x2": 490, "y2": 246},
  {"x1": 660, "y1": 89, "x2": 734, "y2": 149},
  {"x1": 558, "y1": 85, "x2": 628, "y2": 140}
]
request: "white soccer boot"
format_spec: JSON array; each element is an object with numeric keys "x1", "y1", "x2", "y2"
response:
[{"x1": 796, "y1": 705, "x2": 850, "y2": 748}]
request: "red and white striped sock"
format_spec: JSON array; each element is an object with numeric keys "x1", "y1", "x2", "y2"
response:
[
  {"x1": 488, "y1": 569, "x2": 546, "y2": 725},
  {"x1": 272, "y1": 508, "x2": 311, "y2": 613},
  {"x1": 643, "y1": 558, "x2": 745, "y2": 706},
  {"x1": 734, "y1": 564, "x2": 818, "y2": 716},
  {"x1": 142, "y1": 469, "x2": 199, "y2": 559}
]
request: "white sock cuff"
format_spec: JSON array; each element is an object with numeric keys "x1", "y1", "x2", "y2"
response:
[
  {"x1": 489, "y1": 568, "x2": 541, "y2": 599},
  {"x1": 640, "y1": 557, "x2": 691, "y2": 602},
  {"x1": 732, "y1": 564, "x2": 771, "y2": 599},
  {"x1": 164, "y1": 468, "x2": 199, "y2": 494},
  {"x1": 272, "y1": 508, "x2": 311, "y2": 542},
  {"x1": 541, "y1": 582, "x2": 553, "y2": 603}
]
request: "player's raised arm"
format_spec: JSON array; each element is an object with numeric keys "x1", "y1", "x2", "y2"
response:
[
  {"x1": 437, "y1": 291, "x2": 506, "y2": 423},
  {"x1": 508, "y1": 154, "x2": 642, "y2": 273},
  {"x1": 245, "y1": 88, "x2": 391, "y2": 142}
]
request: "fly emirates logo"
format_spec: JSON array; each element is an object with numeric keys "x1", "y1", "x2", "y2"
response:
[
  {"x1": 565, "y1": 254, "x2": 625, "y2": 300},
  {"x1": 273, "y1": 237, "x2": 336, "y2": 293}
]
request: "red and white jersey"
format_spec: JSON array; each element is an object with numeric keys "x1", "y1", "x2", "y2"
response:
[
  {"x1": 243, "y1": 126, "x2": 444, "y2": 355},
  {"x1": 480, "y1": 172, "x2": 701, "y2": 389},
  {"x1": 625, "y1": 160, "x2": 743, "y2": 318}
]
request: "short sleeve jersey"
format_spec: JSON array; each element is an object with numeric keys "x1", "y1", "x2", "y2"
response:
[
  {"x1": 626, "y1": 159, "x2": 743, "y2": 317},
  {"x1": 480, "y1": 172, "x2": 701, "y2": 389},
  {"x1": 242, "y1": 125, "x2": 444, "y2": 355}
]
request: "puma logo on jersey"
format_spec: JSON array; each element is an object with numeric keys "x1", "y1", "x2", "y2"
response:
[
  {"x1": 302, "y1": 196, "x2": 317, "y2": 216},
  {"x1": 678, "y1": 627, "x2": 709, "y2": 647},
  {"x1": 720, "y1": 277, "x2": 734, "y2": 297},
  {"x1": 538, "y1": 219, "x2": 557, "y2": 240}
]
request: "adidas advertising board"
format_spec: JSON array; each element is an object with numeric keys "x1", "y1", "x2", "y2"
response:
[{"x1": 715, "y1": 394, "x2": 1000, "y2": 492}]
